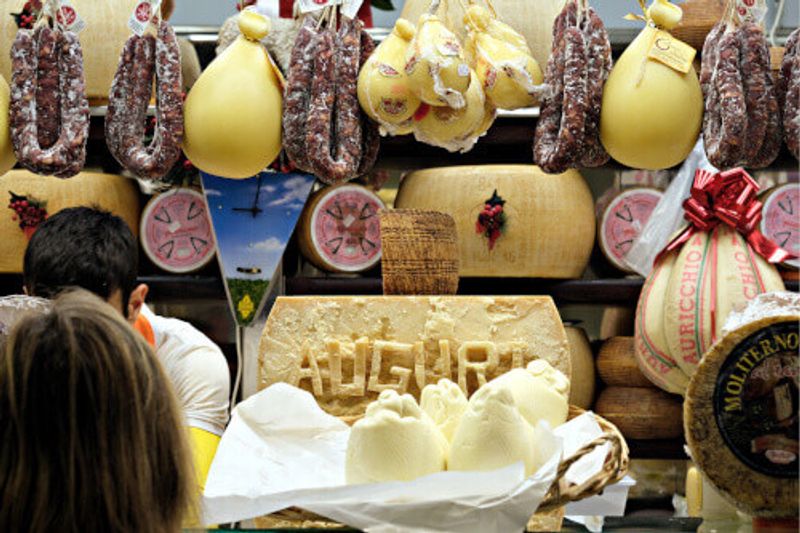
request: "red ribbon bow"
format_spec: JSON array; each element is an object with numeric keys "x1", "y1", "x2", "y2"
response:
[{"x1": 657, "y1": 168, "x2": 796, "y2": 264}]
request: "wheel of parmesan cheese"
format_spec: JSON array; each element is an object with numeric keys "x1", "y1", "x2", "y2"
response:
[
  {"x1": 685, "y1": 294, "x2": 799, "y2": 517},
  {"x1": 598, "y1": 188, "x2": 662, "y2": 273},
  {"x1": 297, "y1": 184, "x2": 384, "y2": 273},
  {"x1": 760, "y1": 183, "x2": 799, "y2": 269},
  {"x1": 140, "y1": 188, "x2": 216, "y2": 274},
  {"x1": 394, "y1": 165, "x2": 595, "y2": 278}
]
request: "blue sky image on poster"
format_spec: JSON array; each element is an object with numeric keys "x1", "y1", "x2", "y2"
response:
[{"x1": 201, "y1": 171, "x2": 315, "y2": 326}]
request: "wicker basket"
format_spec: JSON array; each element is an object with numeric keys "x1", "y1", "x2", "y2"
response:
[
  {"x1": 379, "y1": 209, "x2": 460, "y2": 296},
  {"x1": 257, "y1": 405, "x2": 629, "y2": 530}
]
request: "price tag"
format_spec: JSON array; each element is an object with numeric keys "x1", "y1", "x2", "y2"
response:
[
  {"x1": 298, "y1": 0, "x2": 341, "y2": 14},
  {"x1": 56, "y1": 0, "x2": 86, "y2": 33},
  {"x1": 128, "y1": 0, "x2": 163, "y2": 36},
  {"x1": 647, "y1": 30, "x2": 696, "y2": 74},
  {"x1": 735, "y1": 0, "x2": 767, "y2": 24},
  {"x1": 341, "y1": 0, "x2": 364, "y2": 19}
]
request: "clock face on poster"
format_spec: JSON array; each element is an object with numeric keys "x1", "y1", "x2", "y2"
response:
[
  {"x1": 309, "y1": 185, "x2": 384, "y2": 273},
  {"x1": 141, "y1": 188, "x2": 216, "y2": 274},
  {"x1": 760, "y1": 183, "x2": 799, "y2": 269},
  {"x1": 599, "y1": 188, "x2": 663, "y2": 272}
]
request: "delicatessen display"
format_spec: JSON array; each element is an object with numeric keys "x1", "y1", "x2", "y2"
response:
[{"x1": 0, "y1": 0, "x2": 797, "y2": 530}]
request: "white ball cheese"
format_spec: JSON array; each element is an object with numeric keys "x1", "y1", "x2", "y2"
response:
[
  {"x1": 345, "y1": 390, "x2": 448, "y2": 484},
  {"x1": 420, "y1": 378, "x2": 469, "y2": 443},
  {"x1": 448, "y1": 382, "x2": 537, "y2": 476},
  {"x1": 490, "y1": 361, "x2": 569, "y2": 430}
]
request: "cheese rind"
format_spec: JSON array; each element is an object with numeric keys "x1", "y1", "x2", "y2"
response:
[
  {"x1": 685, "y1": 302, "x2": 799, "y2": 517},
  {"x1": 258, "y1": 296, "x2": 571, "y2": 418}
]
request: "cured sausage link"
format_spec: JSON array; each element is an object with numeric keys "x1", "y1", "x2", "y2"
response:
[
  {"x1": 35, "y1": 26, "x2": 60, "y2": 149},
  {"x1": 357, "y1": 29, "x2": 380, "y2": 177},
  {"x1": 283, "y1": 17, "x2": 319, "y2": 172},
  {"x1": 579, "y1": 6, "x2": 611, "y2": 168},
  {"x1": 738, "y1": 23, "x2": 773, "y2": 166}
]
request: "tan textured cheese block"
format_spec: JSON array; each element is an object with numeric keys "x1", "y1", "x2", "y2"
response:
[
  {"x1": 600, "y1": 306, "x2": 634, "y2": 340},
  {"x1": 595, "y1": 386, "x2": 683, "y2": 440},
  {"x1": 258, "y1": 296, "x2": 571, "y2": 418},
  {"x1": 1, "y1": 1, "x2": 142, "y2": 102},
  {"x1": 394, "y1": 165, "x2": 595, "y2": 278},
  {"x1": 565, "y1": 325, "x2": 595, "y2": 409},
  {"x1": 400, "y1": 0, "x2": 565, "y2": 76},
  {"x1": 0, "y1": 170, "x2": 140, "y2": 273},
  {"x1": 685, "y1": 313, "x2": 799, "y2": 517},
  {"x1": 597, "y1": 337, "x2": 653, "y2": 388}
]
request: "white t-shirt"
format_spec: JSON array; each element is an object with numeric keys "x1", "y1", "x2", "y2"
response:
[{"x1": 140, "y1": 305, "x2": 230, "y2": 436}]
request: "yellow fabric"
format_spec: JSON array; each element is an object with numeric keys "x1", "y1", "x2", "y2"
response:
[{"x1": 183, "y1": 427, "x2": 221, "y2": 529}]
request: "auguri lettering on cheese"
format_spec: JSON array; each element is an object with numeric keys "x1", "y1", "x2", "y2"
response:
[
  {"x1": 297, "y1": 338, "x2": 532, "y2": 397},
  {"x1": 259, "y1": 296, "x2": 571, "y2": 417}
]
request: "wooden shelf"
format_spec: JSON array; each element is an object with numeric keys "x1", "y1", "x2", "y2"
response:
[{"x1": 626, "y1": 438, "x2": 687, "y2": 460}]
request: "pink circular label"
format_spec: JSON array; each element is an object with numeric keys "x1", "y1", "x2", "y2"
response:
[
  {"x1": 601, "y1": 189, "x2": 662, "y2": 271},
  {"x1": 142, "y1": 188, "x2": 216, "y2": 273},
  {"x1": 761, "y1": 183, "x2": 799, "y2": 268},
  {"x1": 311, "y1": 186, "x2": 383, "y2": 272}
]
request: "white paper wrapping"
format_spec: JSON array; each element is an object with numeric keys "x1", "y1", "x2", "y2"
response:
[{"x1": 203, "y1": 384, "x2": 626, "y2": 531}]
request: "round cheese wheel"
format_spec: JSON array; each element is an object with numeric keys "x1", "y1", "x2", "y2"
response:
[
  {"x1": 597, "y1": 337, "x2": 653, "y2": 388},
  {"x1": 298, "y1": 184, "x2": 384, "y2": 273},
  {"x1": 564, "y1": 325, "x2": 595, "y2": 409},
  {"x1": 685, "y1": 315, "x2": 799, "y2": 517},
  {"x1": 760, "y1": 183, "x2": 799, "y2": 269},
  {"x1": 595, "y1": 386, "x2": 684, "y2": 440},
  {"x1": 140, "y1": 188, "x2": 216, "y2": 274},
  {"x1": 599, "y1": 188, "x2": 663, "y2": 273}
]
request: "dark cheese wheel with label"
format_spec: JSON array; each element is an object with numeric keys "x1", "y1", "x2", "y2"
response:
[{"x1": 685, "y1": 315, "x2": 799, "y2": 517}]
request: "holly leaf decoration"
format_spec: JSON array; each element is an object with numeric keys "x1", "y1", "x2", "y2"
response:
[{"x1": 371, "y1": 0, "x2": 395, "y2": 11}]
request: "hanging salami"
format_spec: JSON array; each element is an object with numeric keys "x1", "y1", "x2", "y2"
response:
[
  {"x1": 282, "y1": 11, "x2": 378, "y2": 185},
  {"x1": 9, "y1": 20, "x2": 89, "y2": 178},
  {"x1": 533, "y1": 0, "x2": 610, "y2": 174},
  {"x1": 780, "y1": 28, "x2": 799, "y2": 160},
  {"x1": 701, "y1": 4, "x2": 782, "y2": 169},
  {"x1": 105, "y1": 20, "x2": 184, "y2": 181}
]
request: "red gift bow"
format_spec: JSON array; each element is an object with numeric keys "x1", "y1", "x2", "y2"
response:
[{"x1": 656, "y1": 168, "x2": 796, "y2": 264}]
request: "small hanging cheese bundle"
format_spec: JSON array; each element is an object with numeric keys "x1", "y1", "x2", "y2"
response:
[
  {"x1": 405, "y1": 14, "x2": 471, "y2": 108},
  {"x1": 464, "y1": 5, "x2": 542, "y2": 110},
  {"x1": 357, "y1": 18, "x2": 420, "y2": 133},
  {"x1": 183, "y1": 11, "x2": 283, "y2": 179},
  {"x1": 0, "y1": 76, "x2": 14, "y2": 177}
]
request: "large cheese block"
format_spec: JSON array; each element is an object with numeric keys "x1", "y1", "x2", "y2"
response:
[
  {"x1": 1, "y1": 0, "x2": 141, "y2": 102},
  {"x1": 0, "y1": 170, "x2": 140, "y2": 273},
  {"x1": 298, "y1": 184, "x2": 384, "y2": 273},
  {"x1": 595, "y1": 386, "x2": 684, "y2": 440},
  {"x1": 685, "y1": 292, "x2": 799, "y2": 517},
  {"x1": 394, "y1": 165, "x2": 595, "y2": 278},
  {"x1": 258, "y1": 296, "x2": 571, "y2": 418}
]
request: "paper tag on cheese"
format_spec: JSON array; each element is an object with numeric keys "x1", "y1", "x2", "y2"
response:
[
  {"x1": 647, "y1": 30, "x2": 696, "y2": 74},
  {"x1": 299, "y1": 0, "x2": 342, "y2": 14},
  {"x1": 128, "y1": 0, "x2": 162, "y2": 36},
  {"x1": 56, "y1": 1, "x2": 86, "y2": 33},
  {"x1": 341, "y1": 0, "x2": 365, "y2": 19}
]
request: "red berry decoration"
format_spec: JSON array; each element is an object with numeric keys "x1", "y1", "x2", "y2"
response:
[
  {"x1": 475, "y1": 189, "x2": 507, "y2": 251},
  {"x1": 7, "y1": 192, "x2": 48, "y2": 238}
]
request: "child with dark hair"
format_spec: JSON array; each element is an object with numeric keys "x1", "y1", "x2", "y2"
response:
[{"x1": 23, "y1": 206, "x2": 229, "y2": 509}]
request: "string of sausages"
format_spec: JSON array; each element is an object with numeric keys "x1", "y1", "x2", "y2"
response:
[
  {"x1": 9, "y1": 23, "x2": 89, "y2": 178},
  {"x1": 283, "y1": 14, "x2": 379, "y2": 185},
  {"x1": 779, "y1": 28, "x2": 799, "y2": 160},
  {"x1": 533, "y1": 0, "x2": 611, "y2": 175},
  {"x1": 105, "y1": 21, "x2": 184, "y2": 181},
  {"x1": 701, "y1": 21, "x2": 781, "y2": 169}
]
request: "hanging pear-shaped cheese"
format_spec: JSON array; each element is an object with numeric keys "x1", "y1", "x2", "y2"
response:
[
  {"x1": 0, "y1": 76, "x2": 14, "y2": 177},
  {"x1": 357, "y1": 18, "x2": 421, "y2": 129},
  {"x1": 600, "y1": 25, "x2": 702, "y2": 170},
  {"x1": 183, "y1": 11, "x2": 282, "y2": 179},
  {"x1": 405, "y1": 14, "x2": 471, "y2": 108}
]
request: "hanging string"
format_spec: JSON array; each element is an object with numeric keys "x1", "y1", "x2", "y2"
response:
[{"x1": 769, "y1": 0, "x2": 787, "y2": 46}]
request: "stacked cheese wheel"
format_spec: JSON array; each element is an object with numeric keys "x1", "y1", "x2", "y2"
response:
[{"x1": 597, "y1": 188, "x2": 663, "y2": 274}]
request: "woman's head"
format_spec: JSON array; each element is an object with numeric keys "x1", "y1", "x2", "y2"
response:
[{"x1": 0, "y1": 290, "x2": 194, "y2": 533}]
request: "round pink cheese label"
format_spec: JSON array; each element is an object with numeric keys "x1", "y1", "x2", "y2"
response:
[
  {"x1": 311, "y1": 185, "x2": 383, "y2": 272},
  {"x1": 601, "y1": 188, "x2": 663, "y2": 272},
  {"x1": 141, "y1": 188, "x2": 216, "y2": 273},
  {"x1": 761, "y1": 183, "x2": 799, "y2": 268}
]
